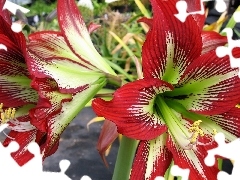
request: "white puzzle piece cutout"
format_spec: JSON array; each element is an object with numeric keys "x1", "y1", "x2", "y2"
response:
[
  {"x1": 154, "y1": 165, "x2": 190, "y2": 180},
  {"x1": 175, "y1": 0, "x2": 227, "y2": 22},
  {"x1": 215, "y1": 28, "x2": 240, "y2": 77},
  {"x1": 0, "y1": 124, "x2": 92, "y2": 180},
  {"x1": 205, "y1": 132, "x2": 240, "y2": 180}
]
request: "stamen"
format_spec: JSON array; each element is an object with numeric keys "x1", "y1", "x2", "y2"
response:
[
  {"x1": 186, "y1": 120, "x2": 204, "y2": 148},
  {"x1": 0, "y1": 103, "x2": 16, "y2": 124},
  {"x1": 213, "y1": 129, "x2": 217, "y2": 135}
]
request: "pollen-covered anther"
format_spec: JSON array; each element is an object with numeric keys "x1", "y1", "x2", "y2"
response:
[
  {"x1": 213, "y1": 129, "x2": 217, "y2": 135},
  {"x1": 0, "y1": 103, "x2": 16, "y2": 124},
  {"x1": 186, "y1": 120, "x2": 204, "y2": 148}
]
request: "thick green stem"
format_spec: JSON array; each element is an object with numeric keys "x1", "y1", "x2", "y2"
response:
[{"x1": 112, "y1": 136, "x2": 139, "y2": 180}]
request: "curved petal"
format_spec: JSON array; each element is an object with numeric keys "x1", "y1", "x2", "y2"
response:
[
  {"x1": 185, "y1": 0, "x2": 205, "y2": 29},
  {"x1": 27, "y1": 50, "x2": 106, "y2": 94},
  {"x1": 92, "y1": 78, "x2": 173, "y2": 140},
  {"x1": 97, "y1": 119, "x2": 118, "y2": 167},
  {"x1": 0, "y1": 16, "x2": 26, "y2": 52},
  {"x1": 166, "y1": 133, "x2": 219, "y2": 180},
  {"x1": 28, "y1": 31, "x2": 97, "y2": 71},
  {"x1": 57, "y1": 0, "x2": 114, "y2": 74},
  {"x1": 209, "y1": 107, "x2": 240, "y2": 137},
  {"x1": 171, "y1": 49, "x2": 240, "y2": 115},
  {"x1": 88, "y1": 22, "x2": 101, "y2": 34},
  {"x1": 29, "y1": 78, "x2": 72, "y2": 132},
  {"x1": 142, "y1": 0, "x2": 202, "y2": 84},
  {"x1": 201, "y1": 31, "x2": 227, "y2": 55},
  {"x1": 0, "y1": 36, "x2": 37, "y2": 107},
  {"x1": 138, "y1": 17, "x2": 153, "y2": 28},
  {"x1": 0, "y1": 0, "x2": 12, "y2": 24},
  {"x1": 40, "y1": 81, "x2": 105, "y2": 158},
  {"x1": 130, "y1": 133, "x2": 172, "y2": 180},
  {"x1": 200, "y1": 107, "x2": 240, "y2": 142}
]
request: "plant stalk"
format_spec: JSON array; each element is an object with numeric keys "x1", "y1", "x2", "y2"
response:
[{"x1": 112, "y1": 136, "x2": 139, "y2": 180}]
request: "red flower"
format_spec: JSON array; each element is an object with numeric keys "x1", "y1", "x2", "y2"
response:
[
  {"x1": 25, "y1": 0, "x2": 117, "y2": 163},
  {"x1": 92, "y1": 0, "x2": 240, "y2": 179}
]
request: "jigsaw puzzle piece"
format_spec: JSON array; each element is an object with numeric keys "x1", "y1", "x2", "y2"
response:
[
  {"x1": 174, "y1": 1, "x2": 188, "y2": 22},
  {"x1": 154, "y1": 176, "x2": 165, "y2": 180},
  {"x1": 215, "y1": 27, "x2": 240, "y2": 76},
  {"x1": 170, "y1": 165, "x2": 190, "y2": 180},
  {"x1": 175, "y1": 0, "x2": 206, "y2": 22},
  {"x1": 215, "y1": 0, "x2": 227, "y2": 13},
  {"x1": 233, "y1": 11, "x2": 240, "y2": 22},
  {"x1": 205, "y1": 132, "x2": 240, "y2": 180},
  {"x1": 80, "y1": 175, "x2": 92, "y2": 180}
]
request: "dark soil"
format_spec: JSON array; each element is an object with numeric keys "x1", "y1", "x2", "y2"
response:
[{"x1": 43, "y1": 107, "x2": 118, "y2": 180}]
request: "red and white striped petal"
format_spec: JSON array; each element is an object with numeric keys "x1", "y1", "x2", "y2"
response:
[
  {"x1": 0, "y1": 36, "x2": 37, "y2": 107},
  {"x1": 130, "y1": 133, "x2": 172, "y2": 180},
  {"x1": 198, "y1": 108, "x2": 240, "y2": 145},
  {"x1": 28, "y1": 31, "x2": 97, "y2": 71},
  {"x1": 173, "y1": 49, "x2": 240, "y2": 115},
  {"x1": 166, "y1": 133, "x2": 218, "y2": 180},
  {"x1": 29, "y1": 78, "x2": 72, "y2": 132},
  {"x1": 208, "y1": 107, "x2": 240, "y2": 137},
  {"x1": 201, "y1": 31, "x2": 227, "y2": 55},
  {"x1": 142, "y1": 0, "x2": 202, "y2": 84},
  {"x1": 57, "y1": 0, "x2": 114, "y2": 74},
  {"x1": 41, "y1": 81, "x2": 105, "y2": 158},
  {"x1": 27, "y1": 50, "x2": 106, "y2": 94},
  {"x1": 92, "y1": 78, "x2": 173, "y2": 140}
]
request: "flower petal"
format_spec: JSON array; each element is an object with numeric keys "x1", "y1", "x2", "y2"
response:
[
  {"x1": 142, "y1": 0, "x2": 202, "y2": 84},
  {"x1": 28, "y1": 31, "x2": 97, "y2": 71},
  {"x1": 0, "y1": 16, "x2": 26, "y2": 52},
  {"x1": 97, "y1": 119, "x2": 118, "y2": 166},
  {"x1": 29, "y1": 78, "x2": 72, "y2": 132},
  {"x1": 201, "y1": 31, "x2": 227, "y2": 55},
  {"x1": 3, "y1": 128, "x2": 58, "y2": 166},
  {"x1": 0, "y1": 35, "x2": 37, "y2": 106},
  {"x1": 40, "y1": 81, "x2": 105, "y2": 158},
  {"x1": 57, "y1": 0, "x2": 114, "y2": 74},
  {"x1": 0, "y1": 0, "x2": 12, "y2": 24},
  {"x1": 27, "y1": 50, "x2": 106, "y2": 94},
  {"x1": 208, "y1": 107, "x2": 240, "y2": 137},
  {"x1": 199, "y1": 107, "x2": 240, "y2": 144},
  {"x1": 166, "y1": 133, "x2": 218, "y2": 180},
  {"x1": 185, "y1": 0, "x2": 205, "y2": 29},
  {"x1": 3, "y1": 129, "x2": 39, "y2": 166},
  {"x1": 171, "y1": 49, "x2": 240, "y2": 115},
  {"x1": 130, "y1": 133, "x2": 172, "y2": 180},
  {"x1": 92, "y1": 78, "x2": 173, "y2": 140}
]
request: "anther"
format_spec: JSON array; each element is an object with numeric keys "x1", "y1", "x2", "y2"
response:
[
  {"x1": 0, "y1": 103, "x2": 3, "y2": 111},
  {"x1": 187, "y1": 120, "x2": 204, "y2": 148},
  {"x1": 0, "y1": 103, "x2": 17, "y2": 124}
]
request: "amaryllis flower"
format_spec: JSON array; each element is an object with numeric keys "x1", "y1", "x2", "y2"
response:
[
  {"x1": 92, "y1": 0, "x2": 240, "y2": 179},
  {"x1": 0, "y1": 0, "x2": 50, "y2": 165},
  {"x1": 25, "y1": 0, "x2": 119, "y2": 160}
]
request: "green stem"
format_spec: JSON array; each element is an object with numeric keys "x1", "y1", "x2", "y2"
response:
[
  {"x1": 112, "y1": 136, "x2": 139, "y2": 180},
  {"x1": 164, "y1": 161, "x2": 174, "y2": 180},
  {"x1": 105, "y1": 73, "x2": 123, "y2": 87}
]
